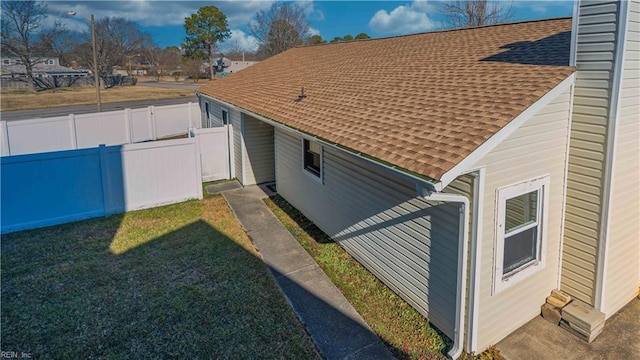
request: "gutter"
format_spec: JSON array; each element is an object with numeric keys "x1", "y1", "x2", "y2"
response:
[
  {"x1": 195, "y1": 92, "x2": 441, "y2": 192},
  {"x1": 421, "y1": 190, "x2": 470, "y2": 360}
]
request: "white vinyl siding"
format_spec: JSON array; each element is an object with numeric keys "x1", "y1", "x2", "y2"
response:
[
  {"x1": 241, "y1": 115, "x2": 274, "y2": 185},
  {"x1": 563, "y1": 0, "x2": 622, "y2": 305},
  {"x1": 275, "y1": 129, "x2": 461, "y2": 339},
  {"x1": 602, "y1": 0, "x2": 640, "y2": 318},
  {"x1": 473, "y1": 88, "x2": 572, "y2": 349}
]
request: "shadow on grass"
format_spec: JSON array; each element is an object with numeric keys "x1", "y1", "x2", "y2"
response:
[
  {"x1": 0, "y1": 202, "x2": 319, "y2": 359},
  {"x1": 268, "y1": 195, "x2": 454, "y2": 360}
]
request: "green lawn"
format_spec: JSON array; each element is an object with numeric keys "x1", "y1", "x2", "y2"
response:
[
  {"x1": 1, "y1": 196, "x2": 319, "y2": 359},
  {"x1": 265, "y1": 195, "x2": 503, "y2": 360}
]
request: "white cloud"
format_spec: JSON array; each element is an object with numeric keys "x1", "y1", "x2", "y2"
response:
[
  {"x1": 308, "y1": 27, "x2": 321, "y2": 37},
  {"x1": 531, "y1": 5, "x2": 548, "y2": 13},
  {"x1": 46, "y1": 1, "x2": 274, "y2": 28},
  {"x1": 368, "y1": 0, "x2": 438, "y2": 35},
  {"x1": 219, "y1": 29, "x2": 259, "y2": 53},
  {"x1": 295, "y1": 0, "x2": 324, "y2": 21}
]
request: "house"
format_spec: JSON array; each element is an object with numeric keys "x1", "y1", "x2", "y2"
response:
[
  {"x1": 204, "y1": 54, "x2": 260, "y2": 79},
  {"x1": 0, "y1": 56, "x2": 87, "y2": 78},
  {"x1": 196, "y1": 0, "x2": 638, "y2": 357},
  {"x1": 225, "y1": 54, "x2": 259, "y2": 74}
]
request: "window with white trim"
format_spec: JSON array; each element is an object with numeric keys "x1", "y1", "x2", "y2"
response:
[
  {"x1": 494, "y1": 176, "x2": 549, "y2": 293},
  {"x1": 45, "y1": 59, "x2": 54, "y2": 65},
  {"x1": 302, "y1": 139, "x2": 322, "y2": 180}
]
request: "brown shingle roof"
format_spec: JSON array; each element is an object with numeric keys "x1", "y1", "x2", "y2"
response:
[{"x1": 198, "y1": 18, "x2": 575, "y2": 181}]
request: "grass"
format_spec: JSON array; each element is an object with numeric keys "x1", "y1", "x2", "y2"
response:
[
  {"x1": 1, "y1": 196, "x2": 320, "y2": 359},
  {"x1": 265, "y1": 195, "x2": 504, "y2": 360},
  {"x1": 0, "y1": 86, "x2": 196, "y2": 112}
]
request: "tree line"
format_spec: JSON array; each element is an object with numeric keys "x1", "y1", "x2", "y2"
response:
[
  {"x1": 1, "y1": 1, "x2": 514, "y2": 92},
  {"x1": 180, "y1": 1, "x2": 513, "y2": 76}
]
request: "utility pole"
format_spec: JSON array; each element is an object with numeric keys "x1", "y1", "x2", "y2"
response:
[
  {"x1": 68, "y1": 11, "x2": 102, "y2": 112},
  {"x1": 90, "y1": 14, "x2": 102, "y2": 112}
]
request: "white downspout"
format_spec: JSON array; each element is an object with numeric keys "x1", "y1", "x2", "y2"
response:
[{"x1": 422, "y1": 191, "x2": 470, "y2": 360}]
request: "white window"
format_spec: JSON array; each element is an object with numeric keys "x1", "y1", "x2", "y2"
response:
[
  {"x1": 2, "y1": 59, "x2": 9, "y2": 65},
  {"x1": 493, "y1": 175, "x2": 549, "y2": 293},
  {"x1": 302, "y1": 138, "x2": 323, "y2": 182},
  {"x1": 45, "y1": 59, "x2": 54, "y2": 65}
]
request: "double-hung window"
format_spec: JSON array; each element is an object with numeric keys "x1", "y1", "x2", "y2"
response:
[
  {"x1": 302, "y1": 139, "x2": 322, "y2": 180},
  {"x1": 494, "y1": 176, "x2": 549, "y2": 293}
]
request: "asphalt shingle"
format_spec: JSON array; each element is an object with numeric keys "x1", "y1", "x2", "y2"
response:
[{"x1": 198, "y1": 18, "x2": 575, "y2": 181}]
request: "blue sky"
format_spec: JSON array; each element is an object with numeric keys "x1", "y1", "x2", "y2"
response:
[{"x1": 47, "y1": 1, "x2": 575, "y2": 51}]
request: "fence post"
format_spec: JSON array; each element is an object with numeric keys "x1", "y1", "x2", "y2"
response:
[
  {"x1": 193, "y1": 136, "x2": 203, "y2": 200},
  {"x1": 2, "y1": 121, "x2": 11, "y2": 156},
  {"x1": 188, "y1": 101, "x2": 193, "y2": 129},
  {"x1": 69, "y1": 114, "x2": 78, "y2": 149},
  {"x1": 124, "y1": 108, "x2": 132, "y2": 144},
  {"x1": 149, "y1": 105, "x2": 157, "y2": 140},
  {"x1": 98, "y1": 144, "x2": 111, "y2": 216}
]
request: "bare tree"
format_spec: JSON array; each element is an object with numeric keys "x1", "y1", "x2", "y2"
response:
[
  {"x1": 440, "y1": 0, "x2": 514, "y2": 29},
  {"x1": 249, "y1": 3, "x2": 310, "y2": 59},
  {"x1": 144, "y1": 46, "x2": 182, "y2": 81},
  {"x1": 183, "y1": 57, "x2": 204, "y2": 82},
  {"x1": 74, "y1": 17, "x2": 148, "y2": 87},
  {"x1": 1, "y1": 1, "x2": 64, "y2": 93}
]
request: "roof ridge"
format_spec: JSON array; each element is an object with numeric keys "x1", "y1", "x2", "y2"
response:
[{"x1": 298, "y1": 16, "x2": 572, "y2": 49}]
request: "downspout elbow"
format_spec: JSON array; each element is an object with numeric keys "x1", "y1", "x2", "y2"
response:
[{"x1": 422, "y1": 191, "x2": 470, "y2": 360}]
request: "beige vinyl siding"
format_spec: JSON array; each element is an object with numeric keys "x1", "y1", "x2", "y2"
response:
[
  {"x1": 602, "y1": 0, "x2": 640, "y2": 318},
  {"x1": 474, "y1": 88, "x2": 572, "y2": 350},
  {"x1": 241, "y1": 115, "x2": 275, "y2": 185},
  {"x1": 563, "y1": 0, "x2": 622, "y2": 305},
  {"x1": 275, "y1": 129, "x2": 461, "y2": 338},
  {"x1": 443, "y1": 174, "x2": 476, "y2": 350}
]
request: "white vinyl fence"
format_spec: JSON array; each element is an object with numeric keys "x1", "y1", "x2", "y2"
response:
[
  {"x1": 1, "y1": 102, "x2": 201, "y2": 156},
  {"x1": 1, "y1": 138, "x2": 203, "y2": 234},
  {"x1": 189, "y1": 126, "x2": 232, "y2": 182}
]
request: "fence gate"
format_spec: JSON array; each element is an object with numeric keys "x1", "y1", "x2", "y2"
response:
[{"x1": 189, "y1": 126, "x2": 231, "y2": 182}]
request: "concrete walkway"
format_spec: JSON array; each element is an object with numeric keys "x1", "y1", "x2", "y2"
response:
[
  {"x1": 497, "y1": 299, "x2": 639, "y2": 360},
  {"x1": 222, "y1": 185, "x2": 395, "y2": 360}
]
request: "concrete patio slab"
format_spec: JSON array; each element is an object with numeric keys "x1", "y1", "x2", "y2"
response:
[
  {"x1": 205, "y1": 180, "x2": 242, "y2": 194},
  {"x1": 222, "y1": 185, "x2": 395, "y2": 360},
  {"x1": 497, "y1": 299, "x2": 639, "y2": 360}
]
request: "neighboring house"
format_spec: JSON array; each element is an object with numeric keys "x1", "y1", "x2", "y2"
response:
[
  {"x1": 225, "y1": 54, "x2": 259, "y2": 74},
  {"x1": 196, "y1": 0, "x2": 638, "y2": 357},
  {"x1": 203, "y1": 54, "x2": 259, "y2": 78},
  {"x1": 0, "y1": 56, "x2": 87, "y2": 78}
]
